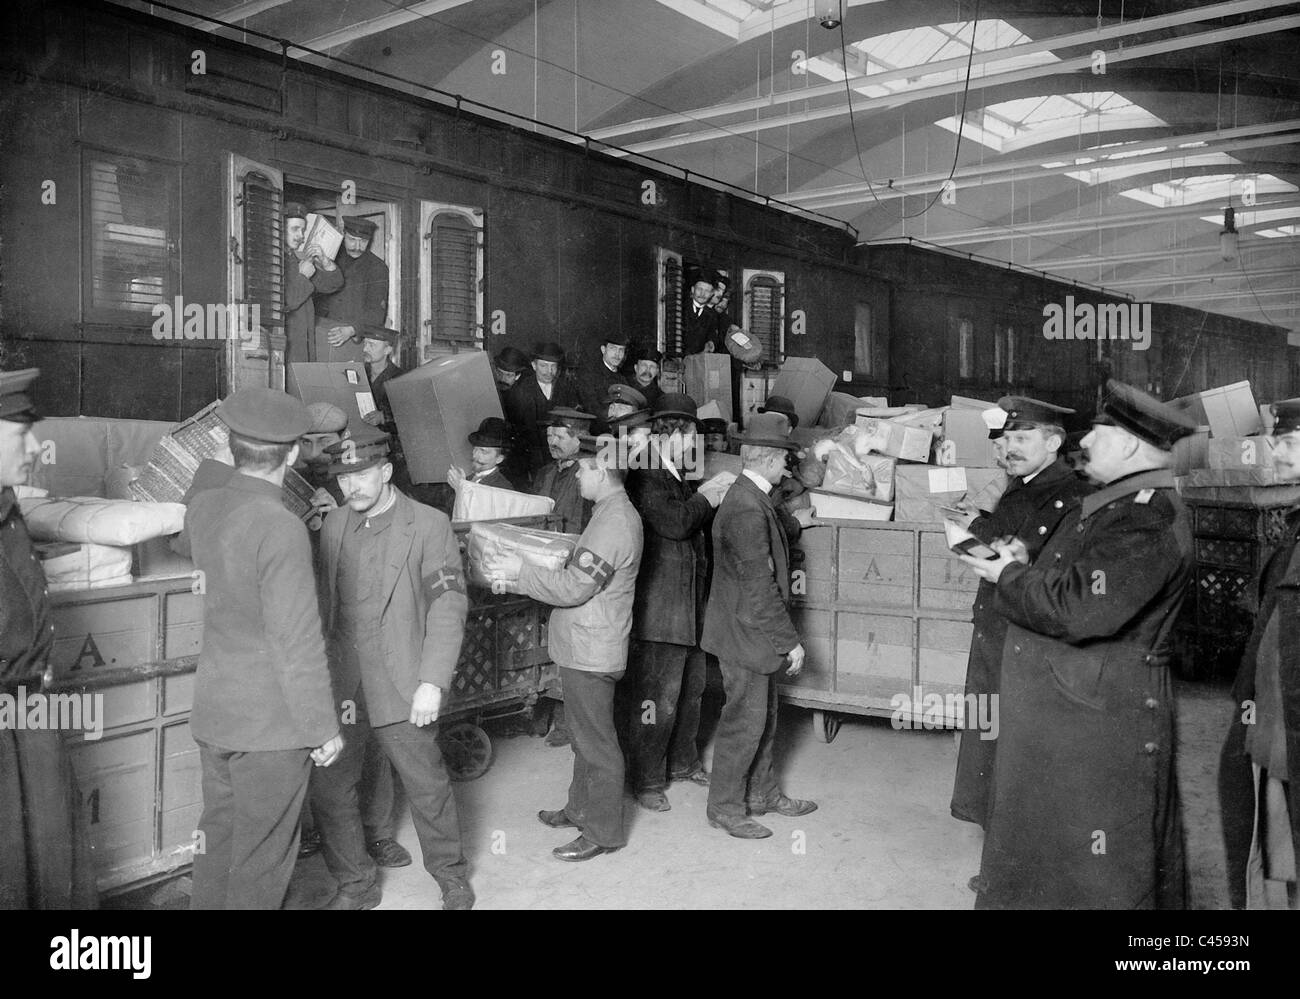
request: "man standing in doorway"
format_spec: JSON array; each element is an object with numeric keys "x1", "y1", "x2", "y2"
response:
[
  {"x1": 315, "y1": 215, "x2": 389, "y2": 364},
  {"x1": 284, "y1": 203, "x2": 342, "y2": 368}
]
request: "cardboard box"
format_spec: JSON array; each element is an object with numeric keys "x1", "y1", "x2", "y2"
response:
[
  {"x1": 937, "y1": 408, "x2": 999, "y2": 468},
  {"x1": 771, "y1": 357, "x2": 837, "y2": 429},
  {"x1": 683, "y1": 353, "x2": 732, "y2": 420},
  {"x1": 1207, "y1": 435, "x2": 1275, "y2": 471},
  {"x1": 807, "y1": 490, "x2": 893, "y2": 522},
  {"x1": 1172, "y1": 428, "x2": 1210, "y2": 475},
  {"x1": 1169, "y1": 381, "x2": 1260, "y2": 438},
  {"x1": 894, "y1": 465, "x2": 1005, "y2": 524},
  {"x1": 387, "y1": 352, "x2": 502, "y2": 484},
  {"x1": 739, "y1": 371, "x2": 777, "y2": 428},
  {"x1": 855, "y1": 416, "x2": 933, "y2": 463},
  {"x1": 820, "y1": 392, "x2": 887, "y2": 428},
  {"x1": 287, "y1": 361, "x2": 382, "y2": 442},
  {"x1": 949, "y1": 395, "x2": 997, "y2": 410}
]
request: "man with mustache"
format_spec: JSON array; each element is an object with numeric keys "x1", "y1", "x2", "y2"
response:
[
  {"x1": 945, "y1": 397, "x2": 1093, "y2": 852},
  {"x1": 309, "y1": 435, "x2": 474, "y2": 909},
  {"x1": 0, "y1": 368, "x2": 96, "y2": 908},
  {"x1": 961, "y1": 380, "x2": 1196, "y2": 909},
  {"x1": 505, "y1": 342, "x2": 580, "y2": 479},
  {"x1": 283, "y1": 203, "x2": 343, "y2": 368},
  {"x1": 314, "y1": 215, "x2": 389, "y2": 364}
]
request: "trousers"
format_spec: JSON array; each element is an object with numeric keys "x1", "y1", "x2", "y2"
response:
[
  {"x1": 706, "y1": 661, "x2": 781, "y2": 819},
  {"x1": 561, "y1": 667, "x2": 627, "y2": 848}
]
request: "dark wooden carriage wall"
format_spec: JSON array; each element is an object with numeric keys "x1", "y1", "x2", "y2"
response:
[{"x1": 0, "y1": 0, "x2": 1292, "y2": 423}]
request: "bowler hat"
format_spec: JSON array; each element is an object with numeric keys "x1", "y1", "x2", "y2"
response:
[
  {"x1": 220, "y1": 388, "x2": 311, "y2": 444},
  {"x1": 1272, "y1": 398, "x2": 1300, "y2": 437},
  {"x1": 325, "y1": 434, "x2": 391, "y2": 475},
  {"x1": 632, "y1": 345, "x2": 663, "y2": 367},
  {"x1": 534, "y1": 342, "x2": 565, "y2": 365},
  {"x1": 0, "y1": 368, "x2": 40, "y2": 424},
  {"x1": 1094, "y1": 379, "x2": 1197, "y2": 451},
  {"x1": 734, "y1": 412, "x2": 799, "y2": 452},
  {"x1": 757, "y1": 395, "x2": 799, "y2": 429},
  {"x1": 700, "y1": 418, "x2": 729, "y2": 436},
  {"x1": 601, "y1": 333, "x2": 632, "y2": 348},
  {"x1": 342, "y1": 216, "x2": 378, "y2": 238},
  {"x1": 651, "y1": 393, "x2": 699, "y2": 423},
  {"x1": 495, "y1": 346, "x2": 530, "y2": 373},
  {"x1": 468, "y1": 417, "x2": 511, "y2": 450}
]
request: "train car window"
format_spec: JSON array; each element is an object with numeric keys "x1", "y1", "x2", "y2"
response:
[
  {"x1": 419, "y1": 202, "x2": 483, "y2": 358},
  {"x1": 854, "y1": 303, "x2": 874, "y2": 376},
  {"x1": 957, "y1": 319, "x2": 975, "y2": 380},
  {"x1": 995, "y1": 324, "x2": 1015, "y2": 383},
  {"x1": 85, "y1": 154, "x2": 179, "y2": 319},
  {"x1": 742, "y1": 269, "x2": 786, "y2": 364},
  {"x1": 656, "y1": 247, "x2": 684, "y2": 355}
]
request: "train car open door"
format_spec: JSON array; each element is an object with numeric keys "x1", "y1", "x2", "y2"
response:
[
  {"x1": 351, "y1": 199, "x2": 402, "y2": 334},
  {"x1": 227, "y1": 154, "x2": 284, "y2": 394}
]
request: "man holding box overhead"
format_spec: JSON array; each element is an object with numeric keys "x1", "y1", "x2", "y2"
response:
[
  {"x1": 947, "y1": 397, "x2": 1092, "y2": 838},
  {"x1": 484, "y1": 438, "x2": 643, "y2": 861},
  {"x1": 284, "y1": 202, "x2": 343, "y2": 368},
  {"x1": 309, "y1": 434, "x2": 475, "y2": 910},
  {"x1": 961, "y1": 380, "x2": 1195, "y2": 909},
  {"x1": 0, "y1": 368, "x2": 97, "y2": 909}
]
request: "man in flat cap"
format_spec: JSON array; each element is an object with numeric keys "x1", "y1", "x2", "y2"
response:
[
  {"x1": 577, "y1": 333, "x2": 631, "y2": 430},
  {"x1": 1218, "y1": 398, "x2": 1300, "y2": 909},
  {"x1": 946, "y1": 397, "x2": 1093, "y2": 839},
  {"x1": 284, "y1": 203, "x2": 343, "y2": 367},
  {"x1": 185, "y1": 388, "x2": 342, "y2": 909},
  {"x1": 309, "y1": 434, "x2": 475, "y2": 909},
  {"x1": 484, "y1": 437, "x2": 643, "y2": 862},
  {"x1": 961, "y1": 379, "x2": 1196, "y2": 909},
  {"x1": 0, "y1": 369, "x2": 97, "y2": 909},
  {"x1": 702, "y1": 412, "x2": 817, "y2": 838},
  {"x1": 314, "y1": 215, "x2": 389, "y2": 364},
  {"x1": 531, "y1": 408, "x2": 596, "y2": 534},
  {"x1": 359, "y1": 325, "x2": 406, "y2": 435},
  {"x1": 505, "y1": 342, "x2": 580, "y2": 479},
  {"x1": 630, "y1": 345, "x2": 664, "y2": 410},
  {"x1": 626, "y1": 393, "x2": 728, "y2": 810}
]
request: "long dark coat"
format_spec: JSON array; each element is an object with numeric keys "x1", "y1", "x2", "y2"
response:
[
  {"x1": 626, "y1": 463, "x2": 713, "y2": 647},
  {"x1": 503, "y1": 373, "x2": 579, "y2": 477},
  {"x1": 951, "y1": 458, "x2": 1093, "y2": 826},
  {"x1": 979, "y1": 468, "x2": 1192, "y2": 909}
]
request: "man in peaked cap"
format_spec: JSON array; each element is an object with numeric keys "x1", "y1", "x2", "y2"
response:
[
  {"x1": 284, "y1": 202, "x2": 343, "y2": 367},
  {"x1": 702, "y1": 412, "x2": 818, "y2": 838},
  {"x1": 360, "y1": 325, "x2": 406, "y2": 434},
  {"x1": 531, "y1": 408, "x2": 597, "y2": 534},
  {"x1": 1218, "y1": 398, "x2": 1300, "y2": 908},
  {"x1": 961, "y1": 380, "x2": 1196, "y2": 909},
  {"x1": 309, "y1": 433, "x2": 475, "y2": 910},
  {"x1": 314, "y1": 215, "x2": 389, "y2": 364},
  {"x1": 185, "y1": 388, "x2": 342, "y2": 909},
  {"x1": 602, "y1": 382, "x2": 647, "y2": 429},
  {"x1": 505, "y1": 342, "x2": 580, "y2": 478},
  {"x1": 0, "y1": 369, "x2": 97, "y2": 909},
  {"x1": 945, "y1": 397, "x2": 1094, "y2": 848}
]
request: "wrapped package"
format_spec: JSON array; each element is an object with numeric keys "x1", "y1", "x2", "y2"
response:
[
  {"x1": 20, "y1": 496, "x2": 186, "y2": 546},
  {"x1": 855, "y1": 417, "x2": 933, "y2": 463},
  {"x1": 466, "y1": 521, "x2": 579, "y2": 589},
  {"x1": 453, "y1": 479, "x2": 555, "y2": 522},
  {"x1": 39, "y1": 542, "x2": 133, "y2": 592}
]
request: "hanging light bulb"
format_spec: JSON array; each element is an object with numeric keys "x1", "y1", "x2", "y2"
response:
[
  {"x1": 1220, "y1": 205, "x2": 1239, "y2": 261},
  {"x1": 817, "y1": 0, "x2": 841, "y2": 29}
]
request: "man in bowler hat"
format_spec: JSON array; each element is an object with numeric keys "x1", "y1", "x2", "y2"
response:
[{"x1": 504, "y1": 342, "x2": 580, "y2": 479}]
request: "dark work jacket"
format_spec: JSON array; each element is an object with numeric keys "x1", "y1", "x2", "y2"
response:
[
  {"x1": 367, "y1": 360, "x2": 406, "y2": 432},
  {"x1": 532, "y1": 459, "x2": 591, "y2": 534},
  {"x1": 701, "y1": 473, "x2": 797, "y2": 673},
  {"x1": 626, "y1": 464, "x2": 713, "y2": 646},
  {"x1": 682, "y1": 302, "x2": 727, "y2": 355},
  {"x1": 576, "y1": 359, "x2": 629, "y2": 432},
  {"x1": 314, "y1": 250, "x2": 388, "y2": 363},
  {"x1": 504, "y1": 374, "x2": 580, "y2": 477},
  {"x1": 1226, "y1": 506, "x2": 1300, "y2": 893},
  {"x1": 951, "y1": 457, "x2": 1093, "y2": 826},
  {"x1": 284, "y1": 253, "x2": 343, "y2": 367},
  {"x1": 979, "y1": 468, "x2": 1192, "y2": 910}
]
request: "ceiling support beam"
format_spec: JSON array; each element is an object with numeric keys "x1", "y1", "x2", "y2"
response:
[
  {"x1": 1099, "y1": 266, "x2": 1300, "y2": 289},
  {"x1": 1034, "y1": 246, "x2": 1292, "y2": 269},
  {"x1": 300, "y1": 0, "x2": 474, "y2": 51}
]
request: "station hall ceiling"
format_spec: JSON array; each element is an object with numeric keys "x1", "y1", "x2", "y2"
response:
[{"x1": 114, "y1": 0, "x2": 1300, "y2": 334}]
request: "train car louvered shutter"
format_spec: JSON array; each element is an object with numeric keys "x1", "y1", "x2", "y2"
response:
[
  {"x1": 429, "y1": 212, "x2": 477, "y2": 342},
  {"x1": 744, "y1": 273, "x2": 784, "y2": 363},
  {"x1": 88, "y1": 156, "x2": 176, "y2": 315},
  {"x1": 657, "y1": 248, "x2": 684, "y2": 355},
  {"x1": 241, "y1": 170, "x2": 283, "y2": 327}
]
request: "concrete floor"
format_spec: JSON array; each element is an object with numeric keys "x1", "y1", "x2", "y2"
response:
[{"x1": 267, "y1": 676, "x2": 1234, "y2": 911}]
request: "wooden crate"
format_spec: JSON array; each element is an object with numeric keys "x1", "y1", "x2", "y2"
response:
[{"x1": 69, "y1": 728, "x2": 157, "y2": 886}]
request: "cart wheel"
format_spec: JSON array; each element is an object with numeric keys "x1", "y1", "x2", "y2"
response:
[
  {"x1": 812, "y1": 710, "x2": 841, "y2": 744},
  {"x1": 439, "y1": 723, "x2": 493, "y2": 781}
]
